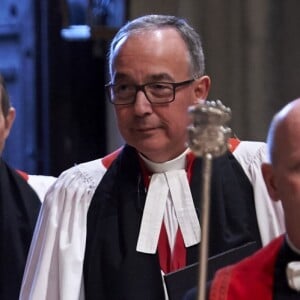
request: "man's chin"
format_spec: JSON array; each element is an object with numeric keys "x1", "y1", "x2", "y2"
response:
[{"x1": 137, "y1": 144, "x2": 177, "y2": 163}]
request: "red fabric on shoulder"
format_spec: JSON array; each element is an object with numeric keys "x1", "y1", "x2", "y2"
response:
[
  {"x1": 101, "y1": 139, "x2": 239, "y2": 169},
  {"x1": 210, "y1": 235, "x2": 284, "y2": 300},
  {"x1": 228, "y1": 138, "x2": 240, "y2": 153},
  {"x1": 101, "y1": 147, "x2": 123, "y2": 169},
  {"x1": 16, "y1": 169, "x2": 29, "y2": 181}
]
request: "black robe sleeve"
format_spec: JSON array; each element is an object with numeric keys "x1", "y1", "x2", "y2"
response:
[{"x1": 0, "y1": 159, "x2": 41, "y2": 299}]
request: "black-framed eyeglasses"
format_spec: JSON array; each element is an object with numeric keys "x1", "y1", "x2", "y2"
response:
[{"x1": 105, "y1": 78, "x2": 195, "y2": 105}]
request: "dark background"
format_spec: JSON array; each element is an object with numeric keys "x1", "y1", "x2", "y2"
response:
[
  {"x1": 0, "y1": 0, "x2": 126, "y2": 176},
  {"x1": 1, "y1": 0, "x2": 300, "y2": 176}
]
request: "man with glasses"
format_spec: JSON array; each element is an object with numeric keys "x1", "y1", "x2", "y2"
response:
[
  {"x1": 105, "y1": 79, "x2": 195, "y2": 106},
  {"x1": 20, "y1": 15, "x2": 284, "y2": 300}
]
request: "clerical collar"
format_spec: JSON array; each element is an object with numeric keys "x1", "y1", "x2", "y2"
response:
[
  {"x1": 138, "y1": 148, "x2": 190, "y2": 173},
  {"x1": 136, "y1": 147, "x2": 200, "y2": 255}
]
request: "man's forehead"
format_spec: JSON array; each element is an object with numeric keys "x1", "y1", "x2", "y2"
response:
[
  {"x1": 112, "y1": 72, "x2": 174, "y2": 83},
  {"x1": 113, "y1": 27, "x2": 184, "y2": 54}
]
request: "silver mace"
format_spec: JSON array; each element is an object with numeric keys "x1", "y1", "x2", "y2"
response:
[{"x1": 187, "y1": 100, "x2": 232, "y2": 300}]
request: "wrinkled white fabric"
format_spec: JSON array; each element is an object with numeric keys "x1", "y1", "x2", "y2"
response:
[
  {"x1": 137, "y1": 150, "x2": 200, "y2": 254},
  {"x1": 232, "y1": 141, "x2": 285, "y2": 246},
  {"x1": 165, "y1": 170, "x2": 200, "y2": 247},
  {"x1": 136, "y1": 170, "x2": 200, "y2": 254},
  {"x1": 19, "y1": 142, "x2": 285, "y2": 300},
  {"x1": 28, "y1": 175, "x2": 57, "y2": 202},
  {"x1": 20, "y1": 159, "x2": 104, "y2": 300},
  {"x1": 136, "y1": 172, "x2": 169, "y2": 253}
]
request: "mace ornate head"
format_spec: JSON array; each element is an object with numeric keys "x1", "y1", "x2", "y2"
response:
[{"x1": 187, "y1": 100, "x2": 232, "y2": 157}]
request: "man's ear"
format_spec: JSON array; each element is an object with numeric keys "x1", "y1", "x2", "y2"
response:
[
  {"x1": 193, "y1": 75, "x2": 211, "y2": 103},
  {"x1": 4, "y1": 107, "x2": 16, "y2": 139},
  {"x1": 261, "y1": 162, "x2": 280, "y2": 202}
]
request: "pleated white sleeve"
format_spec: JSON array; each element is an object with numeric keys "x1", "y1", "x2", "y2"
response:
[
  {"x1": 19, "y1": 159, "x2": 107, "y2": 300},
  {"x1": 233, "y1": 141, "x2": 285, "y2": 246}
]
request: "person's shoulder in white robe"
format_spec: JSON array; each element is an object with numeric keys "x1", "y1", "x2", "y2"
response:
[
  {"x1": 20, "y1": 158, "x2": 106, "y2": 300},
  {"x1": 19, "y1": 142, "x2": 285, "y2": 300}
]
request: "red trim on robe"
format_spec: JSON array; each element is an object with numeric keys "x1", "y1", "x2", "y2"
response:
[
  {"x1": 101, "y1": 147, "x2": 122, "y2": 169},
  {"x1": 228, "y1": 137, "x2": 240, "y2": 153},
  {"x1": 209, "y1": 235, "x2": 284, "y2": 300},
  {"x1": 100, "y1": 138, "x2": 239, "y2": 169},
  {"x1": 157, "y1": 222, "x2": 172, "y2": 273},
  {"x1": 16, "y1": 169, "x2": 29, "y2": 181}
]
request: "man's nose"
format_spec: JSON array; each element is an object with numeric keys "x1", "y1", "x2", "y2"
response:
[{"x1": 133, "y1": 90, "x2": 153, "y2": 115}]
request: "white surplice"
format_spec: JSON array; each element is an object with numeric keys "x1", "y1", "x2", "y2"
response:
[{"x1": 19, "y1": 141, "x2": 285, "y2": 300}]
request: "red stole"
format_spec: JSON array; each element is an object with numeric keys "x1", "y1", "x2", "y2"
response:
[{"x1": 210, "y1": 235, "x2": 284, "y2": 300}]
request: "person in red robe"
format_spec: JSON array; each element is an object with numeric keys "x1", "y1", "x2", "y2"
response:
[{"x1": 205, "y1": 98, "x2": 300, "y2": 300}]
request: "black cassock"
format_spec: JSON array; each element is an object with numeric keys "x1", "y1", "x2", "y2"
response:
[
  {"x1": 0, "y1": 158, "x2": 41, "y2": 299},
  {"x1": 84, "y1": 145, "x2": 262, "y2": 300}
]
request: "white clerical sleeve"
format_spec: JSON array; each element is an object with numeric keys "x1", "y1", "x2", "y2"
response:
[
  {"x1": 233, "y1": 141, "x2": 285, "y2": 246},
  {"x1": 20, "y1": 159, "x2": 106, "y2": 300}
]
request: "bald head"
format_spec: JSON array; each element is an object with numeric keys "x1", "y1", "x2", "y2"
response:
[
  {"x1": 263, "y1": 98, "x2": 300, "y2": 248},
  {"x1": 266, "y1": 98, "x2": 300, "y2": 166}
]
